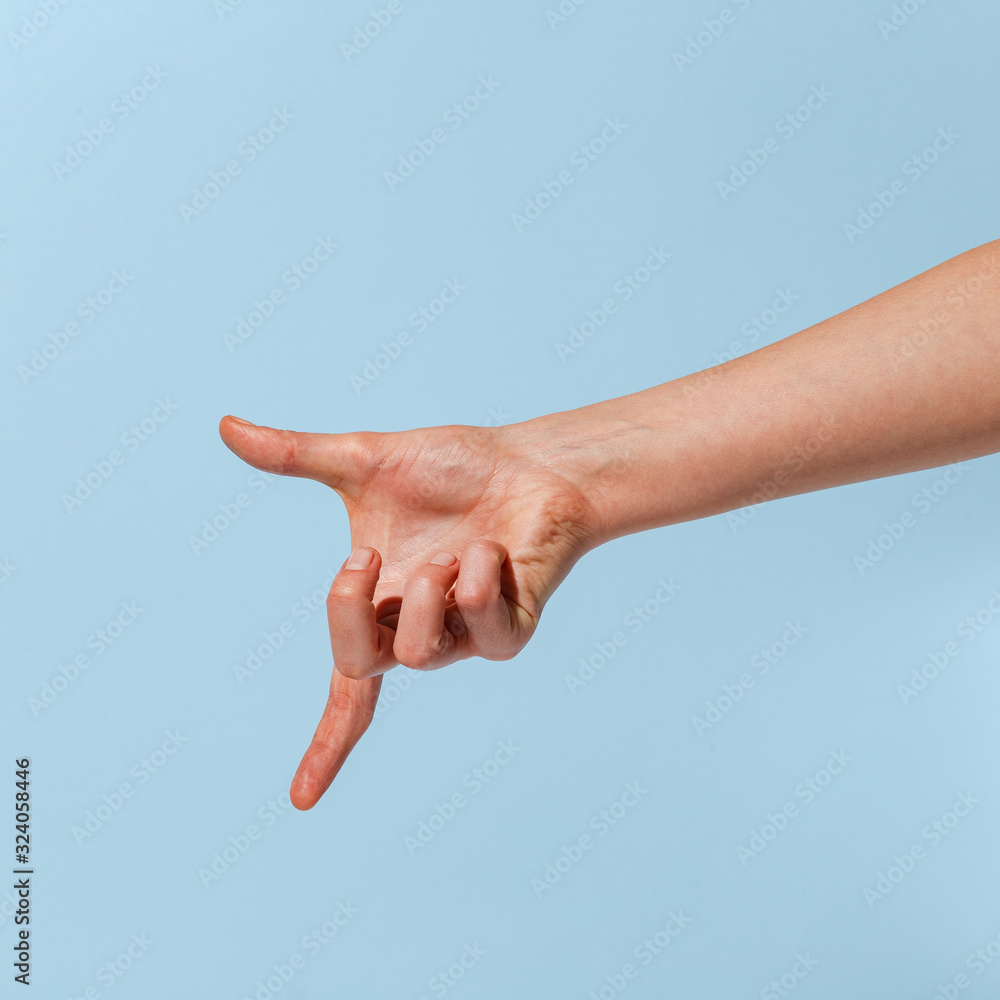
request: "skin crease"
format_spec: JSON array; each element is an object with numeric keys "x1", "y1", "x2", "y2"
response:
[{"x1": 220, "y1": 237, "x2": 1000, "y2": 810}]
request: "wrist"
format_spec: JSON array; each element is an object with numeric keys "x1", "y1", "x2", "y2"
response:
[{"x1": 502, "y1": 393, "x2": 671, "y2": 548}]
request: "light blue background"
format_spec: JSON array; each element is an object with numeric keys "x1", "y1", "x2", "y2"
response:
[{"x1": 3, "y1": 0, "x2": 1000, "y2": 997}]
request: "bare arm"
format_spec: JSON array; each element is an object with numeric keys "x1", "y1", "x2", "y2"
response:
[
  {"x1": 220, "y1": 238, "x2": 1000, "y2": 807},
  {"x1": 518, "y1": 239, "x2": 1000, "y2": 544}
]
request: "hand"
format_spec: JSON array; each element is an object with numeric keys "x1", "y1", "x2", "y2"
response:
[{"x1": 218, "y1": 415, "x2": 598, "y2": 809}]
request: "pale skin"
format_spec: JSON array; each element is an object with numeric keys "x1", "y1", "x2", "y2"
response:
[{"x1": 219, "y1": 237, "x2": 1000, "y2": 810}]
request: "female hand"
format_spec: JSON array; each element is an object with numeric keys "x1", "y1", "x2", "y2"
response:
[{"x1": 219, "y1": 415, "x2": 600, "y2": 809}]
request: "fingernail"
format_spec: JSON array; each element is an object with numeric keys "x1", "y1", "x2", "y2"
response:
[
  {"x1": 430, "y1": 551, "x2": 457, "y2": 566},
  {"x1": 228, "y1": 415, "x2": 254, "y2": 426},
  {"x1": 346, "y1": 546, "x2": 374, "y2": 570}
]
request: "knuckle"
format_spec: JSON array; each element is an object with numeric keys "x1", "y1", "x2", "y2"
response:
[
  {"x1": 328, "y1": 689, "x2": 355, "y2": 715},
  {"x1": 393, "y1": 640, "x2": 437, "y2": 671},
  {"x1": 464, "y1": 538, "x2": 505, "y2": 563},
  {"x1": 333, "y1": 659, "x2": 366, "y2": 680},
  {"x1": 483, "y1": 638, "x2": 523, "y2": 662},
  {"x1": 456, "y1": 583, "x2": 496, "y2": 612},
  {"x1": 277, "y1": 430, "x2": 302, "y2": 475},
  {"x1": 403, "y1": 572, "x2": 439, "y2": 602},
  {"x1": 326, "y1": 581, "x2": 360, "y2": 609},
  {"x1": 403, "y1": 651, "x2": 435, "y2": 670},
  {"x1": 494, "y1": 644, "x2": 522, "y2": 662},
  {"x1": 309, "y1": 736, "x2": 340, "y2": 758}
]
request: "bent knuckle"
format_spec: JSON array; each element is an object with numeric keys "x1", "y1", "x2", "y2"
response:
[
  {"x1": 394, "y1": 640, "x2": 438, "y2": 671},
  {"x1": 403, "y1": 573, "x2": 440, "y2": 602},
  {"x1": 465, "y1": 537, "x2": 504, "y2": 559},
  {"x1": 484, "y1": 638, "x2": 524, "y2": 662},
  {"x1": 326, "y1": 583, "x2": 360, "y2": 610},
  {"x1": 333, "y1": 659, "x2": 367, "y2": 680},
  {"x1": 457, "y1": 583, "x2": 496, "y2": 612}
]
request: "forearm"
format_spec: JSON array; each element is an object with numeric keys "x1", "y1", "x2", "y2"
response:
[{"x1": 513, "y1": 239, "x2": 1000, "y2": 546}]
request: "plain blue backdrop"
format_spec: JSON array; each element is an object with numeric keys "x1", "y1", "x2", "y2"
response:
[{"x1": 3, "y1": 0, "x2": 1000, "y2": 997}]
